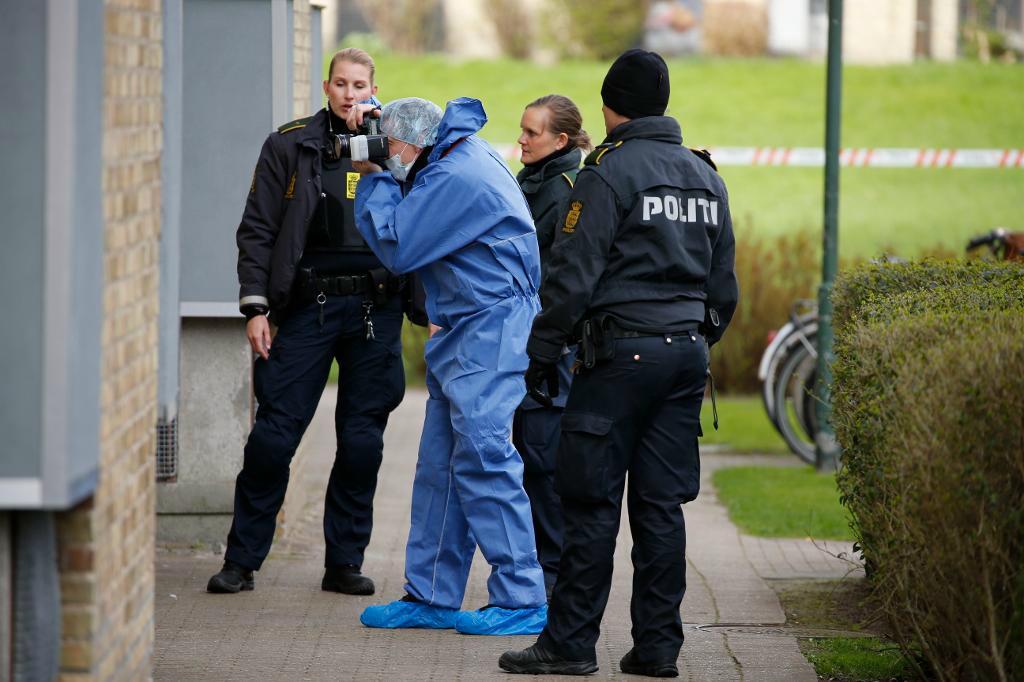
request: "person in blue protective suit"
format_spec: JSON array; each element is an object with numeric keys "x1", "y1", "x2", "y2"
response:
[
  {"x1": 348, "y1": 96, "x2": 549, "y2": 636},
  {"x1": 513, "y1": 94, "x2": 591, "y2": 598}
]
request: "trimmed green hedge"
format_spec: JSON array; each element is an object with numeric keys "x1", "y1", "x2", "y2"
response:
[
  {"x1": 832, "y1": 259, "x2": 1024, "y2": 334},
  {"x1": 831, "y1": 261, "x2": 1024, "y2": 681}
]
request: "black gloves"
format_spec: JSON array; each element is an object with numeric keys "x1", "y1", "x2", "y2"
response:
[{"x1": 524, "y1": 358, "x2": 559, "y2": 408}]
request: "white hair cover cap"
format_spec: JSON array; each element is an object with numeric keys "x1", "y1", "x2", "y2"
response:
[{"x1": 380, "y1": 97, "x2": 444, "y2": 147}]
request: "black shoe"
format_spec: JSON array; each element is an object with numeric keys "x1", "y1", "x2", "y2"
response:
[
  {"x1": 207, "y1": 560, "x2": 254, "y2": 594},
  {"x1": 321, "y1": 564, "x2": 375, "y2": 595},
  {"x1": 499, "y1": 643, "x2": 598, "y2": 676},
  {"x1": 619, "y1": 649, "x2": 678, "y2": 678}
]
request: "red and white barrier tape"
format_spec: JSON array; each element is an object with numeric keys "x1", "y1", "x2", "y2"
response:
[{"x1": 494, "y1": 144, "x2": 1024, "y2": 168}]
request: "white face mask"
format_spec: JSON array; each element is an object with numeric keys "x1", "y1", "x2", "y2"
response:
[{"x1": 384, "y1": 142, "x2": 417, "y2": 182}]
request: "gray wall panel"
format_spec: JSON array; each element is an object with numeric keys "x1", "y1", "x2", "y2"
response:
[
  {"x1": 180, "y1": 0, "x2": 274, "y2": 305},
  {"x1": 0, "y1": 1, "x2": 46, "y2": 481},
  {"x1": 311, "y1": 4, "x2": 323, "y2": 114},
  {"x1": 63, "y1": 0, "x2": 104, "y2": 505},
  {"x1": 1, "y1": 0, "x2": 103, "y2": 506},
  {"x1": 160, "y1": 0, "x2": 184, "y2": 414},
  {"x1": 287, "y1": 0, "x2": 294, "y2": 115}
]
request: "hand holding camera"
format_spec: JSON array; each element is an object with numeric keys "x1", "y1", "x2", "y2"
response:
[{"x1": 328, "y1": 103, "x2": 389, "y2": 164}]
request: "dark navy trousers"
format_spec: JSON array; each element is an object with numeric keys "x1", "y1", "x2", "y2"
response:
[
  {"x1": 225, "y1": 295, "x2": 405, "y2": 571},
  {"x1": 512, "y1": 405, "x2": 564, "y2": 595},
  {"x1": 537, "y1": 333, "x2": 707, "y2": 664}
]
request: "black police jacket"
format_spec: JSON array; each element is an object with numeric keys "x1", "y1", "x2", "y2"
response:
[
  {"x1": 235, "y1": 108, "x2": 428, "y2": 325},
  {"x1": 236, "y1": 109, "x2": 328, "y2": 316},
  {"x1": 516, "y1": 147, "x2": 583, "y2": 285},
  {"x1": 527, "y1": 116, "x2": 738, "y2": 364}
]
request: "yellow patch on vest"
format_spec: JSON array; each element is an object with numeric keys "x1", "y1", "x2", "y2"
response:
[
  {"x1": 563, "y1": 201, "x2": 583, "y2": 233},
  {"x1": 284, "y1": 171, "x2": 297, "y2": 199},
  {"x1": 346, "y1": 172, "x2": 360, "y2": 200}
]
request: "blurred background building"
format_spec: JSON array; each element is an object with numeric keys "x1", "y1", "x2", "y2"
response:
[{"x1": 320, "y1": 0, "x2": 1023, "y2": 63}]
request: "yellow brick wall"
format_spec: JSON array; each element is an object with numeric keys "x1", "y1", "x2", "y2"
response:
[
  {"x1": 294, "y1": 0, "x2": 312, "y2": 118},
  {"x1": 56, "y1": 0, "x2": 162, "y2": 679}
]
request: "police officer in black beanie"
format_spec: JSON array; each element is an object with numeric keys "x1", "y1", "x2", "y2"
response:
[{"x1": 500, "y1": 49, "x2": 738, "y2": 677}]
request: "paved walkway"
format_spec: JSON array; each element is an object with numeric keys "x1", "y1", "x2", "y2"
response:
[{"x1": 154, "y1": 387, "x2": 861, "y2": 680}]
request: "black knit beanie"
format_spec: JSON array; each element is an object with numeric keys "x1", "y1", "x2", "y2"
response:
[{"x1": 601, "y1": 49, "x2": 670, "y2": 119}]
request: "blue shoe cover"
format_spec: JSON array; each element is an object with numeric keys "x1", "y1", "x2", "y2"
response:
[
  {"x1": 454, "y1": 604, "x2": 548, "y2": 636},
  {"x1": 360, "y1": 599, "x2": 458, "y2": 629}
]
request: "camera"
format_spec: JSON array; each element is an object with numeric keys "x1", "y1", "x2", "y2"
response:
[{"x1": 328, "y1": 116, "x2": 390, "y2": 163}]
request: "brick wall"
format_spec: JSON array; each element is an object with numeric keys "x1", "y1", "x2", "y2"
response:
[
  {"x1": 55, "y1": 0, "x2": 163, "y2": 679},
  {"x1": 293, "y1": 0, "x2": 312, "y2": 118}
]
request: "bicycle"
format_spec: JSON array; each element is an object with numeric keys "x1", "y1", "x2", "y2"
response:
[
  {"x1": 966, "y1": 227, "x2": 1024, "y2": 261},
  {"x1": 758, "y1": 299, "x2": 818, "y2": 464}
]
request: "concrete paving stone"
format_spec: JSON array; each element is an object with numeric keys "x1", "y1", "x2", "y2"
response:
[{"x1": 155, "y1": 387, "x2": 853, "y2": 680}]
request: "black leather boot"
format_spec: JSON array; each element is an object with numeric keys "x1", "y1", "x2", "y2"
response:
[
  {"x1": 619, "y1": 648, "x2": 679, "y2": 678},
  {"x1": 321, "y1": 564, "x2": 375, "y2": 595},
  {"x1": 499, "y1": 643, "x2": 598, "y2": 675},
  {"x1": 206, "y1": 560, "x2": 255, "y2": 594}
]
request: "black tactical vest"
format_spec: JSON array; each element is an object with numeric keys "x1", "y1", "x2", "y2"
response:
[{"x1": 306, "y1": 155, "x2": 371, "y2": 254}]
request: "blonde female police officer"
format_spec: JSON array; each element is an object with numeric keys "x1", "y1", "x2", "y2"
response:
[
  {"x1": 501, "y1": 50, "x2": 738, "y2": 677},
  {"x1": 207, "y1": 49, "x2": 424, "y2": 596}
]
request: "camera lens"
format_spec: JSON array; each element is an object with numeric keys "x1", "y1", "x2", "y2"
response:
[{"x1": 334, "y1": 134, "x2": 351, "y2": 158}]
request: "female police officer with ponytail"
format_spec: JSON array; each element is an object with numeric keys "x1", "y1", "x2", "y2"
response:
[
  {"x1": 513, "y1": 94, "x2": 591, "y2": 599},
  {"x1": 207, "y1": 48, "x2": 425, "y2": 597}
]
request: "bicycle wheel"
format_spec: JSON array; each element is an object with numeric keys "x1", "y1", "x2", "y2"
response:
[
  {"x1": 773, "y1": 341, "x2": 818, "y2": 464},
  {"x1": 760, "y1": 321, "x2": 817, "y2": 434}
]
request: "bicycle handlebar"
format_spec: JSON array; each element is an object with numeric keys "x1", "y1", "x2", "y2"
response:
[{"x1": 966, "y1": 227, "x2": 1009, "y2": 252}]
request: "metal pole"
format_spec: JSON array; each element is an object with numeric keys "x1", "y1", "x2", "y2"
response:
[{"x1": 816, "y1": 0, "x2": 843, "y2": 472}]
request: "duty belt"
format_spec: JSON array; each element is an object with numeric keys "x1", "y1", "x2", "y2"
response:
[
  {"x1": 296, "y1": 267, "x2": 403, "y2": 300},
  {"x1": 577, "y1": 314, "x2": 701, "y2": 369},
  {"x1": 613, "y1": 327, "x2": 699, "y2": 339}
]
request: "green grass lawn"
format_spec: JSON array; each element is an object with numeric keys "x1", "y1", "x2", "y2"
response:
[
  {"x1": 699, "y1": 395, "x2": 788, "y2": 454},
  {"x1": 774, "y1": 578, "x2": 916, "y2": 681},
  {"x1": 723, "y1": 166, "x2": 1023, "y2": 258},
  {"x1": 363, "y1": 54, "x2": 1024, "y2": 148},
  {"x1": 712, "y1": 465, "x2": 853, "y2": 539},
  {"x1": 329, "y1": 49, "x2": 1023, "y2": 258},
  {"x1": 803, "y1": 637, "x2": 914, "y2": 681}
]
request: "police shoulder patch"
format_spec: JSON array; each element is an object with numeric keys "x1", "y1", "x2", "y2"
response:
[
  {"x1": 563, "y1": 200, "x2": 583, "y2": 233},
  {"x1": 277, "y1": 116, "x2": 313, "y2": 134},
  {"x1": 584, "y1": 140, "x2": 623, "y2": 166},
  {"x1": 690, "y1": 147, "x2": 718, "y2": 171}
]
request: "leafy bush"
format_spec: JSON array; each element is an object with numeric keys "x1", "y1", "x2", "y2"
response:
[
  {"x1": 356, "y1": 0, "x2": 443, "y2": 54},
  {"x1": 401, "y1": 320, "x2": 428, "y2": 384},
  {"x1": 702, "y1": 1, "x2": 767, "y2": 57},
  {"x1": 709, "y1": 225, "x2": 818, "y2": 393},
  {"x1": 547, "y1": 0, "x2": 649, "y2": 59},
  {"x1": 832, "y1": 258, "x2": 1024, "y2": 335},
  {"x1": 831, "y1": 261, "x2": 1024, "y2": 680},
  {"x1": 485, "y1": 0, "x2": 533, "y2": 59}
]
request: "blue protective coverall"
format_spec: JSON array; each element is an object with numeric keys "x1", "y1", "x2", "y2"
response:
[{"x1": 354, "y1": 97, "x2": 547, "y2": 610}]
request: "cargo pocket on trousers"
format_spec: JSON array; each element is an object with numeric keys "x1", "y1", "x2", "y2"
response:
[{"x1": 555, "y1": 412, "x2": 614, "y2": 503}]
